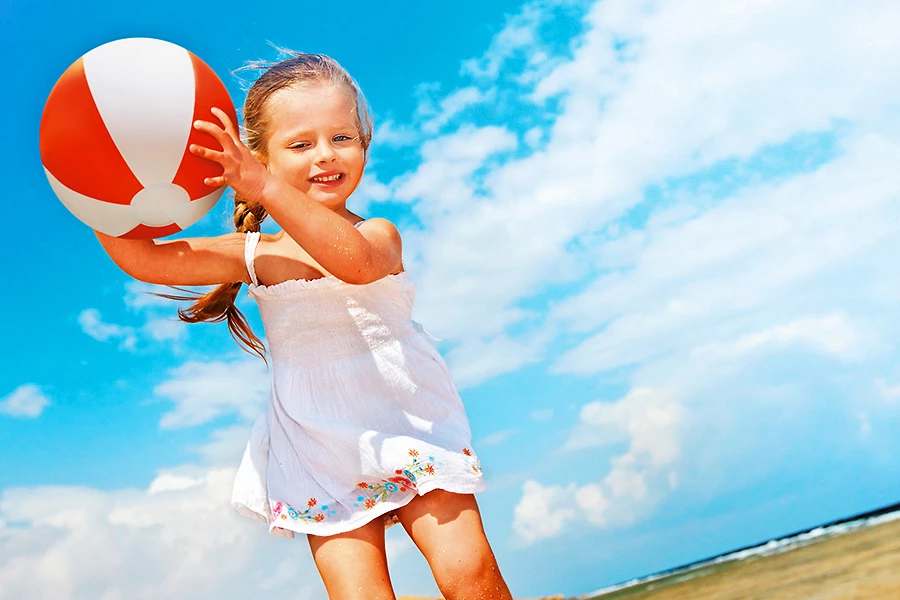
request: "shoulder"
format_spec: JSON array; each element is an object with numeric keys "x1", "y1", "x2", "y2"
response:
[
  {"x1": 356, "y1": 217, "x2": 399, "y2": 234},
  {"x1": 356, "y1": 218, "x2": 401, "y2": 244}
]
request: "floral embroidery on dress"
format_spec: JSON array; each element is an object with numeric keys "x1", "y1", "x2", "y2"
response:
[
  {"x1": 271, "y1": 498, "x2": 334, "y2": 524},
  {"x1": 352, "y1": 448, "x2": 438, "y2": 510},
  {"x1": 462, "y1": 447, "x2": 483, "y2": 474}
]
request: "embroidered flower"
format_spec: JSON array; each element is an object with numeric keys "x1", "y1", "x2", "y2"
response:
[
  {"x1": 272, "y1": 499, "x2": 329, "y2": 525},
  {"x1": 352, "y1": 448, "x2": 439, "y2": 512},
  {"x1": 462, "y1": 447, "x2": 483, "y2": 474}
]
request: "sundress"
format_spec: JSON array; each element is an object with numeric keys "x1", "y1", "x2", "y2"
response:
[{"x1": 231, "y1": 227, "x2": 485, "y2": 538}]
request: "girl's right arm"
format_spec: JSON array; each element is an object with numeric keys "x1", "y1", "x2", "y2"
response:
[{"x1": 95, "y1": 231, "x2": 249, "y2": 286}]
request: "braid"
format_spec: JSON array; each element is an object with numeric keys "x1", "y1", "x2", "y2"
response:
[{"x1": 233, "y1": 193, "x2": 269, "y2": 233}]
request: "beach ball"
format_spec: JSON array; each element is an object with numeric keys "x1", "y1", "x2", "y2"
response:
[{"x1": 40, "y1": 38, "x2": 237, "y2": 239}]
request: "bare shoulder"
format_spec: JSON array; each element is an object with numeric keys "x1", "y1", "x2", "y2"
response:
[{"x1": 357, "y1": 217, "x2": 402, "y2": 242}]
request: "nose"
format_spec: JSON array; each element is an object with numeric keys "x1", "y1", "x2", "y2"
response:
[{"x1": 315, "y1": 140, "x2": 338, "y2": 164}]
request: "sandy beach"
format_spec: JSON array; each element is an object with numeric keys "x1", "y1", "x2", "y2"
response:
[{"x1": 586, "y1": 515, "x2": 900, "y2": 600}]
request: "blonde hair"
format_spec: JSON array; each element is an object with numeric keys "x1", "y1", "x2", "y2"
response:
[{"x1": 169, "y1": 52, "x2": 373, "y2": 360}]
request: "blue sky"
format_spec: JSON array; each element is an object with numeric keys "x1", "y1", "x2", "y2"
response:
[{"x1": 3, "y1": 0, "x2": 900, "y2": 598}]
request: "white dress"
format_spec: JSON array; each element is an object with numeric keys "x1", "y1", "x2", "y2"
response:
[{"x1": 231, "y1": 228, "x2": 485, "y2": 538}]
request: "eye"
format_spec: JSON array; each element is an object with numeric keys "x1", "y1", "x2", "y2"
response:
[
  {"x1": 288, "y1": 142, "x2": 310, "y2": 150},
  {"x1": 333, "y1": 134, "x2": 355, "y2": 143}
]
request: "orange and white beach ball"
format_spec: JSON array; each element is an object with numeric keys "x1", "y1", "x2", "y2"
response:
[{"x1": 40, "y1": 38, "x2": 236, "y2": 239}]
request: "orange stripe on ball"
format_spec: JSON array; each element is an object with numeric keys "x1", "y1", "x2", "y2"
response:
[
  {"x1": 39, "y1": 57, "x2": 143, "y2": 206},
  {"x1": 172, "y1": 52, "x2": 239, "y2": 201}
]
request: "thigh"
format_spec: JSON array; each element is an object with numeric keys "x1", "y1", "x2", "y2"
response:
[
  {"x1": 396, "y1": 489, "x2": 511, "y2": 600},
  {"x1": 307, "y1": 517, "x2": 396, "y2": 600}
]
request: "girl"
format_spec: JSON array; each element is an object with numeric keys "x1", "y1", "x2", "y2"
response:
[{"x1": 95, "y1": 53, "x2": 512, "y2": 600}]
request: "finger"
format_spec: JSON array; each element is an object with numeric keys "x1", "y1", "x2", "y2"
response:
[
  {"x1": 210, "y1": 107, "x2": 240, "y2": 140},
  {"x1": 189, "y1": 143, "x2": 224, "y2": 162},
  {"x1": 193, "y1": 118, "x2": 231, "y2": 142},
  {"x1": 203, "y1": 175, "x2": 226, "y2": 188}
]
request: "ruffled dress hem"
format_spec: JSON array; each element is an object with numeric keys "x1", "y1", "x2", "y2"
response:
[{"x1": 233, "y1": 476, "x2": 486, "y2": 538}]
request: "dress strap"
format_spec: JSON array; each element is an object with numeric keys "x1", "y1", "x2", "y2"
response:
[{"x1": 244, "y1": 231, "x2": 261, "y2": 287}]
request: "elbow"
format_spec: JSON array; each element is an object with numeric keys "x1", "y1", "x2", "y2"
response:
[
  {"x1": 95, "y1": 233, "x2": 161, "y2": 283},
  {"x1": 337, "y1": 271, "x2": 377, "y2": 286},
  {"x1": 334, "y1": 265, "x2": 390, "y2": 286}
]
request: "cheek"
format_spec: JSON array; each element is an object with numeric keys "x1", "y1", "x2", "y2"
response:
[{"x1": 269, "y1": 155, "x2": 310, "y2": 183}]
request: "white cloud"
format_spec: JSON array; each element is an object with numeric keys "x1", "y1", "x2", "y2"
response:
[
  {"x1": 78, "y1": 309, "x2": 137, "y2": 350},
  {"x1": 0, "y1": 385, "x2": 50, "y2": 419},
  {"x1": 551, "y1": 135, "x2": 898, "y2": 375},
  {"x1": 691, "y1": 313, "x2": 865, "y2": 362},
  {"x1": 513, "y1": 388, "x2": 683, "y2": 543},
  {"x1": 142, "y1": 317, "x2": 186, "y2": 342},
  {"x1": 0, "y1": 469, "x2": 325, "y2": 600},
  {"x1": 393, "y1": 125, "x2": 517, "y2": 218},
  {"x1": 512, "y1": 480, "x2": 579, "y2": 544},
  {"x1": 397, "y1": 0, "x2": 900, "y2": 387},
  {"x1": 421, "y1": 87, "x2": 493, "y2": 134},
  {"x1": 444, "y1": 332, "x2": 547, "y2": 389},
  {"x1": 461, "y1": 0, "x2": 583, "y2": 81},
  {"x1": 373, "y1": 119, "x2": 419, "y2": 148},
  {"x1": 80, "y1": 283, "x2": 188, "y2": 350},
  {"x1": 154, "y1": 359, "x2": 269, "y2": 429}
]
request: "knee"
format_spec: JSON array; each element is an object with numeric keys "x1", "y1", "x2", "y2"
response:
[{"x1": 431, "y1": 545, "x2": 505, "y2": 600}]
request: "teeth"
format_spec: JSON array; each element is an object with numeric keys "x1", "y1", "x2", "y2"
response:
[{"x1": 312, "y1": 174, "x2": 341, "y2": 182}]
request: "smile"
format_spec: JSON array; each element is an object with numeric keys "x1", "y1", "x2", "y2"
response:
[{"x1": 310, "y1": 173, "x2": 343, "y2": 183}]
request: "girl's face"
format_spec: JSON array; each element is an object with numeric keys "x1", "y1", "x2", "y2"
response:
[{"x1": 261, "y1": 83, "x2": 365, "y2": 210}]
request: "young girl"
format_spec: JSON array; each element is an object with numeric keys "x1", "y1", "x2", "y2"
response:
[{"x1": 95, "y1": 53, "x2": 512, "y2": 599}]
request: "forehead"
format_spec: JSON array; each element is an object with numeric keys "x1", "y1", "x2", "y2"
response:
[{"x1": 265, "y1": 83, "x2": 358, "y2": 134}]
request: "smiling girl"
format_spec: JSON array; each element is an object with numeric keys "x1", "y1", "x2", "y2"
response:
[{"x1": 94, "y1": 53, "x2": 512, "y2": 600}]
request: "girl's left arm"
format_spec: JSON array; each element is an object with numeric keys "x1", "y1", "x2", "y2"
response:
[{"x1": 190, "y1": 108, "x2": 402, "y2": 285}]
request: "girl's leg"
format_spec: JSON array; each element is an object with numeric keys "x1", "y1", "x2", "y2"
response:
[
  {"x1": 395, "y1": 489, "x2": 512, "y2": 600},
  {"x1": 307, "y1": 517, "x2": 396, "y2": 600}
]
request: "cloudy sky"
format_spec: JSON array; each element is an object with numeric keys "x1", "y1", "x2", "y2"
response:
[{"x1": 3, "y1": 0, "x2": 900, "y2": 597}]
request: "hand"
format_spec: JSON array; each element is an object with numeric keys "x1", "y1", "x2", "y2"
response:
[{"x1": 189, "y1": 107, "x2": 270, "y2": 205}]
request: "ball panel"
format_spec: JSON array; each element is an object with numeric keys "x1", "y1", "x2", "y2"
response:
[
  {"x1": 121, "y1": 223, "x2": 183, "y2": 240},
  {"x1": 130, "y1": 184, "x2": 191, "y2": 227},
  {"x1": 172, "y1": 51, "x2": 237, "y2": 200},
  {"x1": 44, "y1": 167, "x2": 140, "y2": 237},
  {"x1": 175, "y1": 185, "x2": 226, "y2": 229},
  {"x1": 40, "y1": 57, "x2": 143, "y2": 206},
  {"x1": 84, "y1": 38, "x2": 196, "y2": 188}
]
